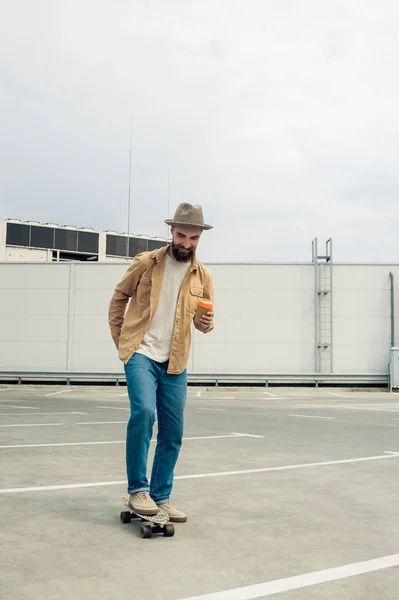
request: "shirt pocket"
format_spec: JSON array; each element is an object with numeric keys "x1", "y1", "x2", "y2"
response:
[
  {"x1": 140, "y1": 276, "x2": 152, "y2": 285},
  {"x1": 137, "y1": 276, "x2": 152, "y2": 304},
  {"x1": 188, "y1": 285, "x2": 204, "y2": 313}
]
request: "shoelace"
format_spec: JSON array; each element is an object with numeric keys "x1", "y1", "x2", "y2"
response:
[{"x1": 137, "y1": 492, "x2": 149, "y2": 501}]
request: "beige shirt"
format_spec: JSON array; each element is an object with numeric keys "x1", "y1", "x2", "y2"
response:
[
  {"x1": 136, "y1": 253, "x2": 190, "y2": 362},
  {"x1": 108, "y1": 244, "x2": 214, "y2": 374}
]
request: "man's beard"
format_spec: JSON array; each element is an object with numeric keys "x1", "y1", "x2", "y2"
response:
[{"x1": 171, "y1": 241, "x2": 195, "y2": 263}]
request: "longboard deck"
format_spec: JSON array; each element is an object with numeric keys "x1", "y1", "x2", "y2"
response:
[
  {"x1": 122, "y1": 495, "x2": 169, "y2": 525},
  {"x1": 120, "y1": 495, "x2": 175, "y2": 537}
]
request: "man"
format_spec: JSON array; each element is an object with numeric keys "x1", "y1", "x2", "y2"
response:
[{"x1": 108, "y1": 203, "x2": 214, "y2": 523}]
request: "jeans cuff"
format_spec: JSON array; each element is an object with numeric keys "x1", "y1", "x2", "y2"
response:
[
  {"x1": 127, "y1": 486, "x2": 150, "y2": 495},
  {"x1": 152, "y1": 496, "x2": 169, "y2": 504}
]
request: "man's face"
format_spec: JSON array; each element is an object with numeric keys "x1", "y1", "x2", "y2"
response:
[{"x1": 171, "y1": 226, "x2": 202, "y2": 262}]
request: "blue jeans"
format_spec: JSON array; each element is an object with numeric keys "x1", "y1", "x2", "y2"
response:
[{"x1": 124, "y1": 352, "x2": 187, "y2": 504}]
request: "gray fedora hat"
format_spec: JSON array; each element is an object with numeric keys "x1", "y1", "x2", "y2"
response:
[{"x1": 165, "y1": 203, "x2": 213, "y2": 230}]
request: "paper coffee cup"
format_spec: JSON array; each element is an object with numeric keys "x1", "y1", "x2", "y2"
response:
[{"x1": 194, "y1": 298, "x2": 213, "y2": 325}]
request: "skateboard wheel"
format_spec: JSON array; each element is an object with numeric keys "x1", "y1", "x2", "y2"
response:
[
  {"x1": 140, "y1": 525, "x2": 153, "y2": 538},
  {"x1": 120, "y1": 511, "x2": 132, "y2": 524},
  {"x1": 163, "y1": 524, "x2": 175, "y2": 537}
]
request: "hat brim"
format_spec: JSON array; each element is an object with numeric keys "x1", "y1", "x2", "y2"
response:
[{"x1": 164, "y1": 219, "x2": 213, "y2": 230}]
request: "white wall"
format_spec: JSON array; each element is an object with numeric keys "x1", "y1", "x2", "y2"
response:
[
  {"x1": 0, "y1": 263, "x2": 70, "y2": 370},
  {"x1": 0, "y1": 261, "x2": 397, "y2": 377},
  {"x1": 69, "y1": 263, "x2": 126, "y2": 373},
  {"x1": 192, "y1": 264, "x2": 316, "y2": 374},
  {"x1": 332, "y1": 265, "x2": 399, "y2": 374}
]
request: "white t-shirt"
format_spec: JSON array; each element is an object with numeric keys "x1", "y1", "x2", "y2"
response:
[{"x1": 135, "y1": 253, "x2": 190, "y2": 363}]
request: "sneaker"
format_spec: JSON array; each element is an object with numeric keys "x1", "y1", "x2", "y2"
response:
[
  {"x1": 128, "y1": 491, "x2": 159, "y2": 516},
  {"x1": 157, "y1": 502, "x2": 187, "y2": 523}
]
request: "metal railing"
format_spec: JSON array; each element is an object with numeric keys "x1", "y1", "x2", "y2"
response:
[{"x1": 0, "y1": 370, "x2": 390, "y2": 388}]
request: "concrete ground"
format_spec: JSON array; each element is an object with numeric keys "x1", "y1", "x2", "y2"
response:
[{"x1": 1, "y1": 384, "x2": 398, "y2": 600}]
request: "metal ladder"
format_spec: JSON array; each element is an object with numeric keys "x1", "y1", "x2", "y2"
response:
[{"x1": 312, "y1": 238, "x2": 333, "y2": 374}]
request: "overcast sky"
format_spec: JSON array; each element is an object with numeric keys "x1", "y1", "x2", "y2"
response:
[{"x1": 1, "y1": 0, "x2": 399, "y2": 263}]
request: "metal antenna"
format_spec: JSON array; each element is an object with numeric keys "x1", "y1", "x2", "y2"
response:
[
  {"x1": 119, "y1": 193, "x2": 123, "y2": 234},
  {"x1": 126, "y1": 113, "x2": 133, "y2": 256},
  {"x1": 167, "y1": 168, "x2": 170, "y2": 239}
]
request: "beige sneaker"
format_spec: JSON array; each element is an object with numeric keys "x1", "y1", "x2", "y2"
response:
[
  {"x1": 157, "y1": 502, "x2": 187, "y2": 523},
  {"x1": 128, "y1": 491, "x2": 159, "y2": 516}
]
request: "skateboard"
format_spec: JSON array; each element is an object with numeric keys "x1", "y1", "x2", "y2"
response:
[{"x1": 120, "y1": 495, "x2": 175, "y2": 538}]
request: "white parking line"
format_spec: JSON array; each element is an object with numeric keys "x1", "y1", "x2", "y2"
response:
[
  {"x1": 200, "y1": 396, "x2": 236, "y2": 400},
  {"x1": 0, "y1": 480, "x2": 127, "y2": 493},
  {"x1": 0, "y1": 452, "x2": 397, "y2": 494},
  {"x1": 344, "y1": 407, "x2": 399, "y2": 413},
  {"x1": 0, "y1": 423, "x2": 62, "y2": 428},
  {"x1": 77, "y1": 421, "x2": 127, "y2": 425},
  {"x1": 289, "y1": 414, "x2": 335, "y2": 420},
  {"x1": 331, "y1": 403, "x2": 399, "y2": 407},
  {"x1": 42, "y1": 389, "x2": 73, "y2": 397},
  {"x1": 0, "y1": 405, "x2": 39, "y2": 410},
  {"x1": 178, "y1": 553, "x2": 399, "y2": 599},
  {"x1": 230, "y1": 432, "x2": 264, "y2": 438},
  {"x1": 97, "y1": 406, "x2": 129, "y2": 410},
  {"x1": 197, "y1": 408, "x2": 226, "y2": 412},
  {"x1": 0, "y1": 411, "x2": 87, "y2": 416},
  {"x1": 0, "y1": 432, "x2": 260, "y2": 449},
  {"x1": 299, "y1": 404, "x2": 399, "y2": 413},
  {"x1": 175, "y1": 452, "x2": 399, "y2": 480},
  {"x1": 0, "y1": 440, "x2": 126, "y2": 449}
]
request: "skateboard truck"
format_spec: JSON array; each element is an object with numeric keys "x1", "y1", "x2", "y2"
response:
[{"x1": 120, "y1": 496, "x2": 175, "y2": 538}]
